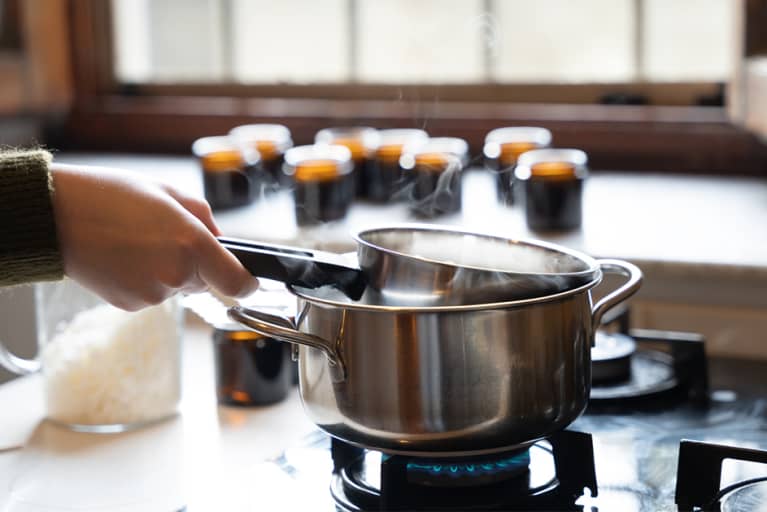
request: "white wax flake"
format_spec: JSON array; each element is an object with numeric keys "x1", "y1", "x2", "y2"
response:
[{"x1": 41, "y1": 300, "x2": 181, "y2": 426}]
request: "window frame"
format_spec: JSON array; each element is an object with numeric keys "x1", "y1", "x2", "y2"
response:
[
  {"x1": 58, "y1": 0, "x2": 767, "y2": 175},
  {"x1": 0, "y1": 0, "x2": 72, "y2": 115}
]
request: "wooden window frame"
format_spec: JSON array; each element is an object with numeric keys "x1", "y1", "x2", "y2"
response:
[
  {"x1": 0, "y1": 0, "x2": 72, "y2": 116},
  {"x1": 57, "y1": 0, "x2": 767, "y2": 175}
]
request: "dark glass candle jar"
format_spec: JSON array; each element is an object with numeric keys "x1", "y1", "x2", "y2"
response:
[
  {"x1": 483, "y1": 127, "x2": 551, "y2": 205},
  {"x1": 400, "y1": 137, "x2": 468, "y2": 218},
  {"x1": 367, "y1": 129, "x2": 428, "y2": 203},
  {"x1": 229, "y1": 124, "x2": 293, "y2": 189},
  {"x1": 192, "y1": 136, "x2": 257, "y2": 210},
  {"x1": 212, "y1": 328, "x2": 293, "y2": 406},
  {"x1": 284, "y1": 144, "x2": 354, "y2": 226},
  {"x1": 515, "y1": 149, "x2": 588, "y2": 232},
  {"x1": 315, "y1": 127, "x2": 379, "y2": 198}
]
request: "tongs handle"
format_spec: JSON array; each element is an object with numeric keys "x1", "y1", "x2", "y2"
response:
[{"x1": 218, "y1": 237, "x2": 366, "y2": 300}]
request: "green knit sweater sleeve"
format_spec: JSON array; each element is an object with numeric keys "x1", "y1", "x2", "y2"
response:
[{"x1": 0, "y1": 149, "x2": 64, "y2": 285}]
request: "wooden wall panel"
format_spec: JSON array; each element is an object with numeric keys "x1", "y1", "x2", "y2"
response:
[{"x1": 19, "y1": 0, "x2": 73, "y2": 113}]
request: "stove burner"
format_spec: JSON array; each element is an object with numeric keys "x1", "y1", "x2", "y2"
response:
[
  {"x1": 330, "y1": 431, "x2": 596, "y2": 511},
  {"x1": 720, "y1": 479, "x2": 767, "y2": 512},
  {"x1": 590, "y1": 345, "x2": 678, "y2": 401},
  {"x1": 589, "y1": 303, "x2": 709, "y2": 408},
  {"x1": 591, "y1": 332, "x2": 637, "y2": 382}
]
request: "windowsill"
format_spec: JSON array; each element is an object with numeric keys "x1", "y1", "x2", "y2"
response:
[{"x1": 60, "y1": 99, "x2": 767, "y2": 175}]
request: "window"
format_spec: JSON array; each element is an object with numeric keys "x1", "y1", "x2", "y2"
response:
[
  {"x1": 60, "y1": 0, "x2": 767, "y2": 175},
  {"x1": 112, "y1": 0, "x2": 737, "y2": 91}
]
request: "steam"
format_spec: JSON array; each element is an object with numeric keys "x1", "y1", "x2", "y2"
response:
[
  {"x1": 400, "y1": 154, "x2": 464, "y2": 218},
  {"x1": 374, "y1": 231, "x2": 587, "y2": 274},
  {"x1": 477, "y1": 12, "x2": 499, "y2": 62}
]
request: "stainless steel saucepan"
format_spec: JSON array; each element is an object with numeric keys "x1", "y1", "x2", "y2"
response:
[
  {"x1": 355, "y1": 225, "x2": 599, "y2": 304},
  {"x1": 228, "y1": 258, "x2": 642, "y2": 456},
  {"x1": 222, "y1": 224, "x2": 601, "y2": 305}
]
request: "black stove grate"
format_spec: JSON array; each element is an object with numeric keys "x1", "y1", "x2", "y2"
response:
[
  {"x1": 676, "y1": 439, "x2": 767, "y2": 511},
  {"x1": 589, "y1": 305, "x2": 709, "y2": 409},
  {"x1": 330, "y1": 430, "x2": 597, "y2": 512}
]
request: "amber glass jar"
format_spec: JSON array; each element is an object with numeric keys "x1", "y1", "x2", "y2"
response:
[
  {"x1": 315, "y1": 127, "x2": 379, "y2": 198},
  {"x1": 229, "y1": 124, "x2": 293, "y2": 189},
  {"x1": 284, "y1": 144, "x2": 354, "y2": 226},
  {"x1": 367, "y1": 129, "x2": 428, "y2": 203},
  {"x1": 483, "y1": 127, "x2": 552, "y2": 205},
  {"x1": 212, "y1": 327, "x2": 293, "y2": 406},
  {"x1": 400, "y1": 137, "x2": 468, "y2": 217},
  {"x1": 192, "y1": 136, "x2": 257, "y2": 210},
  {"x1": 515, "y1": 149, "x2": 588, "y2": 231}
]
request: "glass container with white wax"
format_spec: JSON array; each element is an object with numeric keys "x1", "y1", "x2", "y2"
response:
[{"x1": 0, "y1": 279, "x2": 183, "y2": 432}]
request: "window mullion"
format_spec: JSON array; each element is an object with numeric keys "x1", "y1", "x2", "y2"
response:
[
  {"x1": 483, "y1": 0, "x2": 494, "y2": 83},
  {"x1": 219, "y1": 0, "x2": 234, "y2": 82},
  {"x1": 348, "y1": 0, "x2": 358, "y2": 82},
  {"x1": 634, "y1": 0, "x2": 645, "y2": 82}
]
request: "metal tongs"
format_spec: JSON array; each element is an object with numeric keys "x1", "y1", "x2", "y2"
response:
[{"x1": 218, "y1": 237, "x2": 367, "y2": 300}]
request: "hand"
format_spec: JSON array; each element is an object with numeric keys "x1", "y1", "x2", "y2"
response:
[{"x1": 50, "y1": 163, "x2": 259, "y2": 311}]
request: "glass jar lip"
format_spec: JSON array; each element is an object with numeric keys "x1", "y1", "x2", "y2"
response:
[
  {"x1": 483, "y1": 128, "x2": 552, "y2": 160},
  {"x1": 314, "y1": 126, "x2": 380, "y2": 149},
  {"x1": 376, "y1": 129, "x2": 429, "y2": 160},
  {"x1": 229, "y1": 124, "x2": 293, "y2": 149},
  {"x1": 484, "y1": 127, "x2": 552, "y2": 145},
  {"x1": 515, "y1": 148, "x2": 589, "y2": 180},
  {"x1": 403, "y1": 137, "x2": 468, "y2": 156},
  {"x1": 284, "y1": 144, "x2": 353, "y2": 167},
  {"x1": 191, "y1": 135, "x2": 240, "y2": 156},
  {"x1": 377, "y1": 128, "x2": 429, "y2": 144},
  {"x1": 402, "y1": 136, "x2": 468, "y2": 158},
  {"x1": 399, "y1": 137, "x2": 469, "y2": 171}
]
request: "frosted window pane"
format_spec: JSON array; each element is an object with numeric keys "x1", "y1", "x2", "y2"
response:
[
  {"x1": 643, "y1": 0, "x2": 736, "y2": 81},
  {"x1": 111, "y1": 0, "x2": 152, "y2": 83},
  {"x1": 232, "y1": 0, "x2": 349, "y2": 83},
  {"x1": 356, "y1": 0, "x2": 485, "y2": 83},
  {"x1": 491, "y1": 0, "x2": 634, "y2": 83},
  {"x1": 147, "y1": 0, "x2": 226, "y2": 82}
]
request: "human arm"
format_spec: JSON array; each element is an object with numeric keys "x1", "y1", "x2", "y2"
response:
[
  {"x1": 0, "y1": 149, "x2": 258, "y2": 310},
  {"x1": 50, "y1": 162, "x2": 259, "y2": 310},
  {"x1": 0, "y1": 149, "x2": 63, "y2": 285}
]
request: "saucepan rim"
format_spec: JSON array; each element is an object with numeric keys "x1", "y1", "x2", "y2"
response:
[
  {"x1": 354, "y1": 224, "x2": 600, "y2": 278},
  {"x1": 289, "y1": 272, "x2": 603, "y2": 313}
]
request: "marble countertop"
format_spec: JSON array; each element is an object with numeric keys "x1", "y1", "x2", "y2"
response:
[{"x1": 0, "y1": 317, "x2": 317, "y2": 511}]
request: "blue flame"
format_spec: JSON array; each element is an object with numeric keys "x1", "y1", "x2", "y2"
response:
[{"x1": 406, "y1": 450, "x2": 531, "y2": 478}]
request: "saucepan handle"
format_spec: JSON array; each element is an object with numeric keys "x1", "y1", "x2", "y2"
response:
[
  {"x1": 591, "y1": 259, "x2": 643, "y2": 332},
  {"x1": 227, "y1": 305, "x2": 346, "y2": 379},
  {"x1": 218, "y1": 237, "x2": 366, "y2": 300},
  {"x1": 0, "y1": 339, "x2": 40, "y2": 375}
]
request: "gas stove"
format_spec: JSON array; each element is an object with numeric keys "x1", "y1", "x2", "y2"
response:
[
  {"x1": 329, "y1": 430, "x2": 595, "y2": 511},
  {"x1": 251, "y1": 309, "x2": 767, "y2": 511}
]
